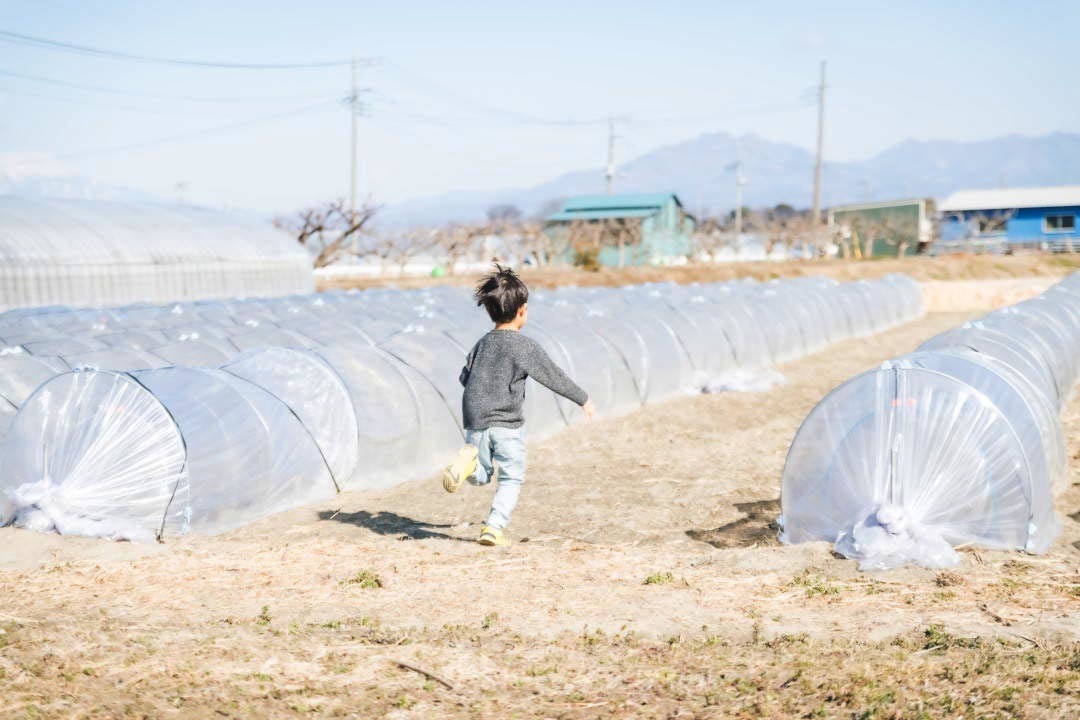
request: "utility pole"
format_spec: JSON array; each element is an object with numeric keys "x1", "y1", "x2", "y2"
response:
[
  {"x1": 605, "y1": 115, "x2": 616, "y2": 194},
  {"x1": 810, "y1": 60, "x2": 826, "y2": 232},
  {"x1": 349, "y1": 54, "x2": 359, "y2": 215},
  {"x1": 733, "y1": 140, "x2": 746, "y2": 239}
]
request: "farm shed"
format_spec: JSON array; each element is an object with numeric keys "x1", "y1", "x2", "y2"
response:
[
  {"x1": 0, "y1": 196, "x2": 314, "y2": 310},
  {"x1": 544, "y1": 193, "x2": 696, "y2": 267},
  {"x1": 828, "y1": 198, "x2": 931, "y2": 257},
  {"x1": 938, "y1": 185, "x2": 1080, "y2": 252}
]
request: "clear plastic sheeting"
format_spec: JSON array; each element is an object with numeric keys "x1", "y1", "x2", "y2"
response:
[
  {"x1": 133, "y1": 367, "x2": 337, "y2": 534},
  {"x1": 0, "y1": 273, "x2": 925, "y2": 539},
  {"x1": 781, "y1": 272, "x2": 1080, "y2": 570},
  {"x1": 222, "y1": 347, "x2": 358, "y2": 490},
  {"x1": 0, "y1": 196, "x2": 314, "y2": 310},
  {"x1": 0, "y1": 371, "x2": 187, "y2": 541}
]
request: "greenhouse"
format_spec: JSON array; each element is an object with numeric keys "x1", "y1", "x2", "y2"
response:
[
  {"x1": 780, "y1": 272, "x2": 1080, "y2": 570},
  {"x1": 0, "y1": 196, "x2": 314, "y2": 310},
  {"x1": 0, "y1": 273, "x2": 925, "y2": 539}
]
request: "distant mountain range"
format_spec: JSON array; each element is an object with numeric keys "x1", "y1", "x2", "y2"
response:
[
  {"x1": 5, "y1": 132, "x2": 1080, "y2": 227},
  {"x1": 378, "y1": 132, "x2": 1080, "y2": 226}
]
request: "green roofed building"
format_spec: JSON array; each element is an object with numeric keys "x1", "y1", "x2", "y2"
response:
[
  {"x1": 828, "y1": 198, "x2": 933, "y2": 258},
  {"x1": 544, "y1": 193, "x2": 697, "y2": 267}
]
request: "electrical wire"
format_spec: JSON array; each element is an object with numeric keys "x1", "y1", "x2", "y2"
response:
[
  {"x1": 0, "y1": 84, "x2": 200, "y2": 116},
  {"x1": 380, "y1": 62, "x2": 610, "y2": 127},
  {"x1": 0, "y1": 68, "x2": 336, "y2": 103},
  {"x1": 57, "y1": 99, "x2": 341, "y2": 158},
  {"x1": 0, "y1": 29, "x2": 362, "y2": 69}
]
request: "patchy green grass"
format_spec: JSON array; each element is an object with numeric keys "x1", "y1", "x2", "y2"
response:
[
  {"x1": 1, "y1": 607, "x2": 1077, "y2": 719},
  {"x1": 342, "y1": 570, "x2": 383, "y2": 589},
  {"x1": 790, "y1": 569, "x2": 843, "y2": 598},
  {"x1": 643, "y1": 571, "x2": 675, "y2": 585}
]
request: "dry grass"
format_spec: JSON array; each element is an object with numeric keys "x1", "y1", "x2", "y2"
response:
[
  {"x1": 1, "y1": 310, "x2": 1078, "y2": 718},
  {"x1": 1, "y1": 616, "x2": 1076, "y2": 718},
  {"x1": 317, "y1": 253, "x2": 1080, "y2": 292}
]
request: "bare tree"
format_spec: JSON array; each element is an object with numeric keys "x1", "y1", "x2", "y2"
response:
[
  {"x1": 486, "y1": 204, "x2": 523, "y2": 225},
  {"x1": 880, "y1": 213, "x2": 916, "y2": 257},
  {"x1": 432, "y1": 223, "x2": 490, "y2": 275},
  {"x1": 561, "y1": 218, "x2": 643, "y2": 269},
  {"x1": 514, "y1": 220, "x2": 557, "y2": 267},
  {"x1": 605, "y1": 217, "x2": 642, "y2": 268},
  {"x1": 274, "y1": 199, "x2": 379, "y2": 268},
  {"x1": 368, "y1": 227, "x2": 437, "y2": 276},
  {"x1": 847, "y1": 212, "x2": 923, "y2": 259},
  {"x1": 832, "y1": 222, "x2": 856, "y2": 259},
  {"x1": 691, "y1": 216, "x2": 735, "y2": 263},
  {"x1": 564, "y1": 219, "x2": 604, "y2": 270},
  {"x1": 761, "y1": 209, "x2": 815, "y2": 259}
]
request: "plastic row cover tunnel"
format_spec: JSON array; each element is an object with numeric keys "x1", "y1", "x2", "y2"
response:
[
  {"x1": 780, "y1": 273, "x2": 1080, "y2": 570},
  {"x1": 0, "y1": 275, "x2": 923, "y2": 442},
  {"x1": 0, "y1": 274, "x2": 925, "y2": 539}
]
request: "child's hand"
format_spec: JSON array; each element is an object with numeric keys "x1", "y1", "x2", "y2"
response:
[{"x1": 582, "y1": 399, "x2": 596, "y2": 421}]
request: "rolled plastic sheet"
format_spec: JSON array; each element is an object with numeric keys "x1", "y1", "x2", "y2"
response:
[
  {"x1": 0, "y1": 371, "x2": 188, "y2": 541},
  {"x1": 1, "y1": 273, "x2": 926, "y2": 539},
  {"x1": 781, "y1": 272, "x2": 1079, "y2": 570}
]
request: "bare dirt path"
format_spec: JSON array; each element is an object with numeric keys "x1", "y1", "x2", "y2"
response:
[{"x1": 2, "y1": 311, "x2": 1078, "y2": 718}]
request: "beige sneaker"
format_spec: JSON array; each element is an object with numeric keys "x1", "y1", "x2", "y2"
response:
[
  {"x1": 477, "y1": 525, "x2": 510, "y2": 547},
  {"x1": 442, "y1": 445, "x2": 478, "y2": 493}
]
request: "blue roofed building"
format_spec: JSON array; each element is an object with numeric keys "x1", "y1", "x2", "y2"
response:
[
  {"x1": 544, "y1": 193, "x2": 697, "y2": 267},
  {"x1": 938, "y1": 186, "x2": 1080, "y2": 252}
]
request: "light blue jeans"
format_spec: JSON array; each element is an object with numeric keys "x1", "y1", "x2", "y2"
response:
[{"x1": 465, "y1": 426, "x2": 527, "y2": 530}]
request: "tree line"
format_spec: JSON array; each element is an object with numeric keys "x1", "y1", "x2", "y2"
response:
[{"x1": 274, "y1": 199, "x2": 931, "y2": 274}]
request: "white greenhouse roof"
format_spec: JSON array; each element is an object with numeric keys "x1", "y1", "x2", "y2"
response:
[
  {"x1": 0, "y1": 196, "x2": 306, "y2": 264},
  {"x1": 938, "y1": 186, "x2": 1080, "y2": 213}
]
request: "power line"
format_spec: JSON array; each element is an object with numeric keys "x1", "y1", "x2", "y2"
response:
[
  {"x1": 0, "y1": 84, "x2": 198, "y2": 116},
  {"x1": 0, "y1": 68, "x2": 335, "y2": 103},
  {"x1": 58, "y1": 99, "x2": 340, "y2": 158},
  {"x1": 0, "y1": 29, "x2": 366, "y2": 69},
  {"x1": 381, "y1": 62, "x2": 610, "y2": 127}
]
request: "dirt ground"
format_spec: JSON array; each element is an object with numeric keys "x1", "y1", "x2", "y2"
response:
[
  {"x1": 1, "y1": 307, "x2": 1078, "y2": 719},
  {"x1": 316, "y1": 252, "x2": 1080, "y2": 292}
]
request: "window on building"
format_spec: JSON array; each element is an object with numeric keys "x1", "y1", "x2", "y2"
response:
[
  {"x1": 1044, "y1": 214, "x2": 1076, "y2": 233},
  {"x1": 976, "y1": 215, "x2": 1008, "y2": 233}
]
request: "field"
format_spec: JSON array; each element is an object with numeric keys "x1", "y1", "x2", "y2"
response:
[
  {"x1": 1, "y1": 293, "x2": 1078, "y2": 718},
  {"x1": 316, "y1": 252, "x2": 1080, "y2": 292}
]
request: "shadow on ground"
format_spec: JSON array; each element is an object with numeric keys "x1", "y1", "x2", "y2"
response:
[
  {"x1": 318, "y1": 509, "x2": 473, "y2": 543},
  {"x1": 686, "y1": 499, "x2": 781, "y2": 549}
]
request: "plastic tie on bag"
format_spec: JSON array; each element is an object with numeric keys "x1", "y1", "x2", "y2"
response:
[
  {"x1": 8, "y1": 479, "x2": 155, "y2": 542},
  {"x1": 834, "y1": 503, "x2": 959, "y2": 571},
  {"x1": 700, "y1": 369, "x2": 787, "y2": 394}
]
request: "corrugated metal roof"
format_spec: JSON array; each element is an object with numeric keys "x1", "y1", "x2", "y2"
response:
[
  {"x1": 559, "y1": 193, "x2": 682, "y2": 212},
  {"x1": 547, "y1": 208, "x2": 658, "y2": 222},
  {"x1": 830, "y1": 198, "x2": 926, "y2": 213},
  {"x1": 938, "y1": 186, "x2": 1080, "y2": 212}
]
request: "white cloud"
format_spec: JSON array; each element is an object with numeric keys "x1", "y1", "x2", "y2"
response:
[{"x1": 0, "y1": 152, "x2": 71, "y2": 182}]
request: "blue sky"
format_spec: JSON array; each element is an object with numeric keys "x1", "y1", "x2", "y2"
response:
[{"x1": 1, "y1": 0, "x2": 1078, "y2": 213}]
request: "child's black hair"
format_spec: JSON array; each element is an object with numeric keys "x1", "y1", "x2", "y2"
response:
[{"x1": 474, "y1": 264, "x2": 529, "y2": 324}]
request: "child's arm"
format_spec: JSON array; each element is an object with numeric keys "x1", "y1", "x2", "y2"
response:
[
  {"x1": 522, "y1": 340, "x2": 589, "y2": 408},
  {"x1": 459, "y1": 346, "x2": 475, "y2": 387}
]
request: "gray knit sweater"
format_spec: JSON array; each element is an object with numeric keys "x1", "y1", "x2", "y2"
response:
[{"x1": 459, "y1": 329, "x2": 588, "y2": 430}]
